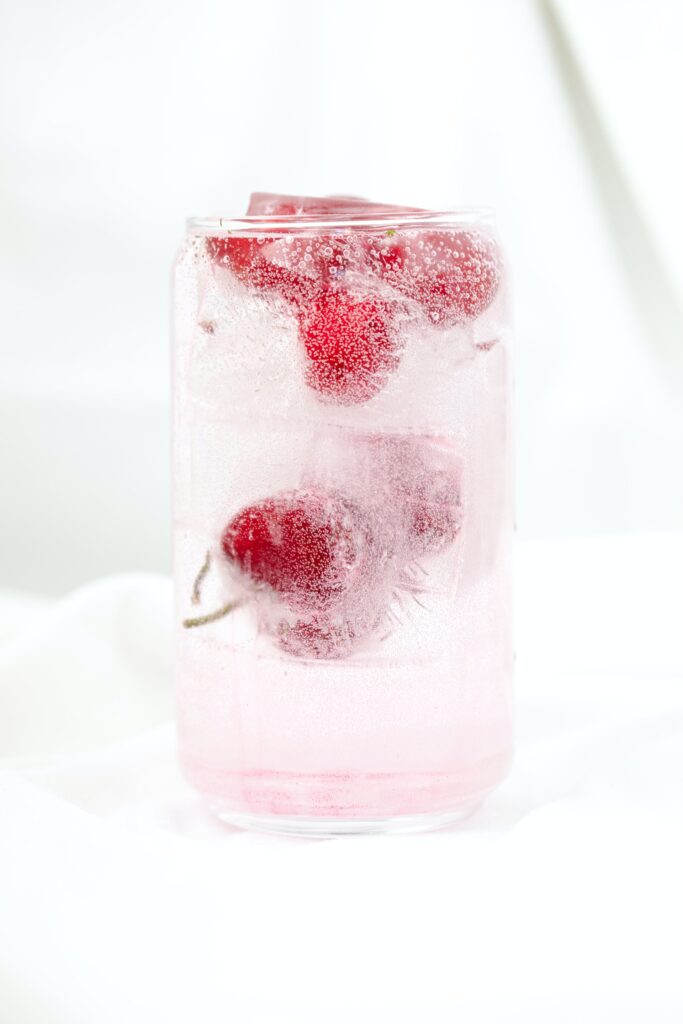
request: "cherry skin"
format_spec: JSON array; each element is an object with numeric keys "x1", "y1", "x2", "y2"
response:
[
  {"x1": 298, "y1": 291, "x2": 399, "y2": 405},
  {"x1": 245, "y1": 193, "x2": 420, "y2": 287},
  {"x1": 406, "y1": 462, "x2": 462, "y2": 556},
  {"x1": 276, "y1": 615, "x2": 360, "y2": 660},
  {"x1": 205, "y1": 235, "x2": 314, "y2": 308},
  {"x1": 355, "y1": 434, "x2": 462, "y2": 558},
  {"x1": 206, "y1": 235, "x2": 266, "y2": 280},
  {"x1": 221, "y1": 489, "x2": 372, "y2": 612},
  {"x1": 366, "y1": 229, "x2": 501, "y2": 326}
]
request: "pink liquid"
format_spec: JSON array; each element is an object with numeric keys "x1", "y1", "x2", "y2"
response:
[
  {"x1": 177, "y1": 610, "x2": 512, "y2": 820},
  {"x1": 174, "y1": 204, "x2": 513, "y2": 831}
]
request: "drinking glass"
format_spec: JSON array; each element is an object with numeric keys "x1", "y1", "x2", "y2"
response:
[{"x1": 173, "y1": 198, "x2": 513, "y2": 835}]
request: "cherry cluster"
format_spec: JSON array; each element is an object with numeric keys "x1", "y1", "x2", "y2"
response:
[
  {"x1": 214, "y1": 432, "x2": 462, "y2": 660},
  {"x1": 206, "y1": 192, "x2": 501, "y2": 406}
]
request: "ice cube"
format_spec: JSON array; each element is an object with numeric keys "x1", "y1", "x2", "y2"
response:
[{"x1": 247, "y1": 192, "x2": 423, "y2": 217}]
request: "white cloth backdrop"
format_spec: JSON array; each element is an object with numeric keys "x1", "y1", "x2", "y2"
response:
[{"x1": 1, "y1": 0, "x2": 683, "y2": 1019}]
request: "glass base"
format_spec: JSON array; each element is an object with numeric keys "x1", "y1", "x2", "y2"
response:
[{"x1": 212, "y1": 801, "x2": 483, "y2": 838}]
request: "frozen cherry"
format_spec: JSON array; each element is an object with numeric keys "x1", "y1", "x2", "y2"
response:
[
  {"x1": 206, "y1": 235, "x2": 265, "y2": 280},
  {"x1": 398, "y1": 442, "x2": 462, "y2": 556},
  {"x1": 356, "y1": 434, "x2": 462, "y2": 558},
  {"x1": 256, "y1": 230, "x2": 366, "y2": 288},
  {"x1": 298, "y1": 291, "x2": 400, "y2": 405},
  {"x1": 276, "y1": 616, "x2": 359, "y2": 660},
  {"x1": 407, "y1": 467, "x2": 462, "y2": 556},
  {"x1": 367, "y1": 229, "x2": 501, "y2": 326},
  {"x1": 205, "y1": 235, "x2": 313, "y2": 307},
  {"x1": 221, "y1": 489, "x2": 373, "y2": 611},
  {"x1": 246, "y1": 193, "x2": 420, "y2": 286},
  {"x1": 247, "y1": 194, "x2": 365, "y2": 285}
]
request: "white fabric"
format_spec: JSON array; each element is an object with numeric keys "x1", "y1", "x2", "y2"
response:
[{"x1": 1, "y1": 534, "x2": 682, "y2": 1021}]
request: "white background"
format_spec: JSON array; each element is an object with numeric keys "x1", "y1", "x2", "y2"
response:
[
  {"x1": 1, "y1": 2, "x2": 683, "y2": 1022},
  {"x1": 1, "y1": 0, "x2": 682, "y2": 594}
]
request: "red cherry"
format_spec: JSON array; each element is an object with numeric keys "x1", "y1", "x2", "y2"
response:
[
  {"x1": 245, "y1": 194, "x2": 421, "y2": 287},
  {"x1": 246, "y1": 196, "x2": 370, "y2": 285},
  {"x1": 276, "y1": 615, "x2": 359, "y2": 660},
  {"x1": 367, "y1": 229, "x2": 501, "y2": 326},
  {"x1": 407, "y1": 467, "x2": 462, "y2": 556},
  {"x1": 206, "y1": 235, "x2": 264, "y2": 279},
  {"x1": 357, "y1": 434, "x2": 462, "y2": 557},
  {"x1": 205, "y1": 235, "x2": 314, "y2": 307},
  {"x1": 402, "y1": 452, "x2": 462, "y2": 557},
  {"x1": 246, "y1": 229, "x2": 367, "y2": 289},
  {"x1": 221, "y1": 490, "x2": 373, "y2": 611},
  {"x1": 298, "y1": 291, "x2": 400, "y2": 405}
]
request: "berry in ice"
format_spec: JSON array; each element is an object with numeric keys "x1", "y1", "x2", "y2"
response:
[
  {"x1": 221, "y1": 489, "x2": 377, "y2": 612},
  {"x1": 356, "y1": 434, "x2": 463, "y2": 558},
  {"x1": 276, "y1": 615, "x2": 361, "y2": 660},
  {"x1": 206, "y1": 234, "x2": 315, "y2": 307},
  {"x1": 298, "y1": 291, "x2": 400, "y2": 405},
  {"x1": 366, "y1": 229, "x2": 501, "y2": 326}
]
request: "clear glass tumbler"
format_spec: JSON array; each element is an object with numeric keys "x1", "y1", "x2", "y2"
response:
[{"x1": 173, "y1": 195, "x2": 513, "y2": 836}]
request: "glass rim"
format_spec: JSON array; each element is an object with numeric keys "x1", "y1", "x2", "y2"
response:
[{"x1": 187, "y1": 208, "x2": 496, "y2": 235}]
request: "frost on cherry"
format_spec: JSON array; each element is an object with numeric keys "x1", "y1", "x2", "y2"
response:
[
  {"x1": 211, "y1": 431, "x2": 464, "y2": 660},
  {"x1": 221, "y1": 489, "x2": 376, "y2": 613},
  {"x1": 298, "y1": 291, "x2": 401, "y2": 406},
  {"x1": 364, "y1": 228, "x2": 501, "y2": 328},
  {"x1": 220, "y1": 487, "x2": 396, "y2": 660}
]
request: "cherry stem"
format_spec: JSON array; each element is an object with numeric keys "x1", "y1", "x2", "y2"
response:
[
  {"x1": 191, "y1": 549, "x2": 212, "y2": 605},
  {"x1": 182, "y1": 599, "x2": 243, "y2": 629}
]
